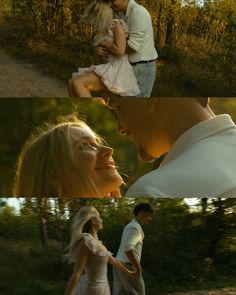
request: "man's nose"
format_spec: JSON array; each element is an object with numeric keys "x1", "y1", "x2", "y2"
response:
[{"x1": 117, "y1": 120, "x2": 127, "y2": 135}]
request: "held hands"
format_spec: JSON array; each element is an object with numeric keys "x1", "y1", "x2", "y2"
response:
[
  {"x1": 128, "y1": 265, "x2": 142, "y2": 279},
  {"x1": 129, "y1": 269, "x2": 140, "y2": 279},
  {"x1": 96, "y1": 46, "x2": 109, "y2": 63}
]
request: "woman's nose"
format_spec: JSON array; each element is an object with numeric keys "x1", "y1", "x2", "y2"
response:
[{"x1": 99, "y1": 145, "x2": 113, "y2": 157}]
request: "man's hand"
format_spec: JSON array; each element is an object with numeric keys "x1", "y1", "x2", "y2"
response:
[
  {"x1": 125, "y1": 250, "x2": 142, "y2": 278},
  {"x1": 134, "y1": 264, "x2": 142, "y2": 278},
  {"x1": 96, "y1": 46, "x2": 110, "y2": 62}
]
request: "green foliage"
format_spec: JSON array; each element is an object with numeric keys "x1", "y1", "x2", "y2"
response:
[
  {"x1": 0, "y1": 205, "x2": 38, "y2": 240},
  {"x1": 0, "y1": 198, "x2": 236, "y2": 294},
  {"x1": 0, "y1": 0, "x2": 235, "y2": 95},
  {"x1": 0, "y1": 98, "x2": 155, "y2": 195},
  {"x1": 0, "y1": 98, "x2": 236, "y2": 196}
]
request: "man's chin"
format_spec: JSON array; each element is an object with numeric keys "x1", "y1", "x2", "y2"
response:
[{"x1": 138, "y1": 148, "x2": 156, "y2": 163}]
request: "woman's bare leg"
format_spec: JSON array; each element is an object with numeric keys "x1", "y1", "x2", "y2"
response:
[{"x1": 71, "y1": 72, "x2": 106, "y2": 97}]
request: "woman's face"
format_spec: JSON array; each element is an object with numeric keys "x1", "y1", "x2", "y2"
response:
[
  {"x1": 92, "y1": 210, "x2": 103, "y2": 231},
  {"x1": 71, "y1": 126, "x2": 123, "y2": 197}
]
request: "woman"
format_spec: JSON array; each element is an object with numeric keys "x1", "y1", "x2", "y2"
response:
[
  {"x1": 13, "y1": 116, "x2": 123, "y2": 198},
  {"x1": 65, "y1": 206, "x2": 136, "y2": 295},
  {"x1": 68, "y1": 1, "x2": 140, "y2": 97}
]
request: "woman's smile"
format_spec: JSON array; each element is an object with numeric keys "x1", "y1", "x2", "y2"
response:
[{"x1": 96, "y1": 159, "x2": 116, "y2": 170}]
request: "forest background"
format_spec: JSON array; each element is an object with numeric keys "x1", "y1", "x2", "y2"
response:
[
  {"x1": 0, "y1": 0, "x2": 236, "y2": 96},
  {"x1": 0, "y1": 98, "x2": 236, "y2": 196},
  {"x1": 0, "y1": 197, "x2": 236, "y2": 295}
]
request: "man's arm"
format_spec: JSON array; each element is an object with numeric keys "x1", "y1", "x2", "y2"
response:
[
  {"x1": 123, "y1": 227, "x2": 142, "y2": 278},
  {"x1": 125, "y1": 250, "x2": 142, "y2": 278}
]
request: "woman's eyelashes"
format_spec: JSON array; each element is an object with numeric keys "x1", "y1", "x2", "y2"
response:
[{"x1": 80, "y1": 141, "x2": 99, "y2": 150}]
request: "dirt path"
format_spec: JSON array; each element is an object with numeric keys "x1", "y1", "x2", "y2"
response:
[
  {"x1": 166, "y1": 287, "x2": 236, "y2": 295},
  {"x1": 0, "y1": 50, "x2": 68, "y2": 97}
]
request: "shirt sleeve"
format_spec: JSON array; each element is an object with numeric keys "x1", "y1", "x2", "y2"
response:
[
  {"x1": 123, "y1": 227, "x2": 141, "y2": 252},
  {"x1": 127, "y1": 8, "x2": 146, "y2": 51}
]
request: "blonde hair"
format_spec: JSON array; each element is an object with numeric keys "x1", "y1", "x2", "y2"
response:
[
  {"x1": 13, "y1": 117, "x2": 103, "y2": 197},
  {"x1": 65, "y1": 206, "x2": 99, "y2": 263},
  {"x1": 84, "y1": 1, "x2": 114, "y2": 46}
]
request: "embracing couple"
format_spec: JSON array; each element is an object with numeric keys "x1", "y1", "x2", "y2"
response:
[
  {"x1": 68, "y1": 0, "x2": 158, "y2": 98},
  {"x1": 65, "y1": 203, "x2": 154, "y2": 295}
]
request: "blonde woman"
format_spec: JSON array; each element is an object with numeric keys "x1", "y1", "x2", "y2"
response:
[
  {"x1": 68, "y1": 1, "x2": 140, "y2": 97},
  {"x1": 13, "y1": 117, "x2": 123, "y2": 198},
  {"x1": 65, "y1": 206, "x2": 137, "y2": 295}
]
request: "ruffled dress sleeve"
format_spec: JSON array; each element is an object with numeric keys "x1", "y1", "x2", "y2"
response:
[
  {"x1": 107, "y1": 18, "x2": 129, "y2": 38},
  {"x1": 79, "y1": 233, "x2": 112, "y2": 257}
]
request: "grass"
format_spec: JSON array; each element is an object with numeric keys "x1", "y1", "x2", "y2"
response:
[
  {"x1": 145, "y1": 271, "x2": 236, "y2": 295},
  {"x1": 0, "y1": 15, "x2": 235, "y2": 97},
  {"x1": 0, "y1": 15, "x2": 95, "y2": 83}
]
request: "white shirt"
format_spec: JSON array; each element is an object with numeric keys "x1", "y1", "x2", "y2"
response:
[
  {"x1": 126, "y1": 115, "x2": 236, "y2": 198},
  {"x1": 116, "y1": 219, "x2": 144, "y2": 263},
  {"x1": 125, "y1": 0, "x2": 158, "y2": 63}
]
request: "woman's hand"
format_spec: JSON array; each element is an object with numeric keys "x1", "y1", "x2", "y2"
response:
[
  {"x1": 128, "y1": 268, "x2": 140, "y2": 278},
  {"x1": 96, "y1": 46, "x2": 109, "y2": 62}
]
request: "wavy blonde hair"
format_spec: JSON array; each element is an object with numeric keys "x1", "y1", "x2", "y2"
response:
[
  {"x1": 84, "y1": 1, "x2": 114, "y2": 46},
  {"x1": 13, "y1": 117, "x2": 103, "y2": 197},
  {"x1": 65, "y1": 206, "x2": 99, "y2": 263}
]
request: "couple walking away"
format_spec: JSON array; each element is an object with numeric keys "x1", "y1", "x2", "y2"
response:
[
  {"x1": 65, "y1": 203, "x2": 154, "y2": 295},
  {"x1": 68, "y1": 0, "x2": 157, "y2": 98}
]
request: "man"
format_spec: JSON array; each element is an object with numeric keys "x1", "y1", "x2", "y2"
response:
[
  {"x1": 113, "y1": 202, "x2": 154, "y2": 295},
  {"x1": 101, "y1": 0, "x2": 158, "y2": 97},
  {"x1": 103, "y1": 97, "x2": 236, "y2": 197}
]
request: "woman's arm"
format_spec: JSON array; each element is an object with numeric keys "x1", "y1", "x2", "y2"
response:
[
  {"x1": 108, "y1": 255, "x2": 137, "y2": 277},
  {"x1": 99, "y1": 22, "x2": 126, "y2": 57},
  {"x1": 65, "y1": 241, "x2": 90, "y2": 295}
]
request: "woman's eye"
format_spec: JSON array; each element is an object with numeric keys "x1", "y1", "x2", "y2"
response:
[{"x1": 83, "y1": 142, "x2": 98, "y2": 150}]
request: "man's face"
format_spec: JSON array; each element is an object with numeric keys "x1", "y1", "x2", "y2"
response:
[
  {"x1": 104, "y1": 97, "x2": 163, "y2": 162},
  {"x1": 138, "y1": 211, "x2": 153, "y2": 225},
  {"x1": 109, "y1": 0, "x2": 128, "y2": 12}
]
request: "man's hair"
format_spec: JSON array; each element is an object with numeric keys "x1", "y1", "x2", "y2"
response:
[
  {"x1": 195, "y1": 98, "x2": 209, "y2": 107},
  {"x1": 133, "y1": 203, "x2": 154, "y2": 216}
]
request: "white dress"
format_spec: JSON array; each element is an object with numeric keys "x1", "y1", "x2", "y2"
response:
[
  {"x1": 72, "y1": 19, "x2": 140, "y2": 96},
  {"x1": 72, "y1": 233, "x2": 111, "y2": 295}
]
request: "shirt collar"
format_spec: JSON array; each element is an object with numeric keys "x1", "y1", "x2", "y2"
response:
[
  {"x1": 161, "y1": 114, "x2": 236, "y2": 166},
  {"x1": 133, "y1": 218, "x2": 140, "y2": 226}
]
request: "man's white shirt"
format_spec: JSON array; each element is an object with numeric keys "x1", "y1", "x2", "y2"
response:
[
  {"x1": 116, "y1": 219, "x2": 144, "y2": 263},
  {"x1": 125, "y1": 0, "x2": 157, "y2": 63},
  {"x1": 126, "y1": 115, "x2": 236, "y2": 197}
]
